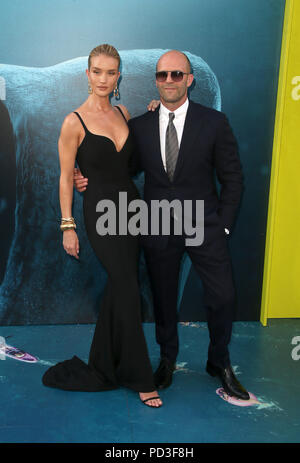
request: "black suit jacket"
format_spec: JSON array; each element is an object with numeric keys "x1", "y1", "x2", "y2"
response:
[{"x1": 128, "y1": 100, "x2": 243, "y2": 249}]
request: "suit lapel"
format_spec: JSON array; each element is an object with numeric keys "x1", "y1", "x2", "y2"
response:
[
  {"x1": 147, "y1": 100, "x2": 204, "y2": 183},
  {"x1": 172, "y1": 100, "x2": 201, "y2": 182}
]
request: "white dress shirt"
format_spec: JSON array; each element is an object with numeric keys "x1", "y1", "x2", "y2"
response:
[
  {"x1": 159, "y1": 98, "x2": 189, "y2": 170},
  {"x1": 158, "y1": 99, "x2": 188, "y2": 222}
]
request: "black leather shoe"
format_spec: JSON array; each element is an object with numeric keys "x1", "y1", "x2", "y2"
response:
[
  {"x1": 154, "y1": 357, "x2": 176, "y2": 389},
  {"x1": 206, "y1": 360, "x2": 250, "y2": 400}
]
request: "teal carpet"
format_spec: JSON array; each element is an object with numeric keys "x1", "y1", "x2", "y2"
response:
[{"x1": 0, "y1": 320, "x2": 299, "y2": 443}]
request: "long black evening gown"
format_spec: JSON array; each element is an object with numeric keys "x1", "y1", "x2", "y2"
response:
[{"x1": 42, "y1": 107, "x2": 155, "y2": 392}]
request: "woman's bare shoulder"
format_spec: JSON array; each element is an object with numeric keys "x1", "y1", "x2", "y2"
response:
[
  {"x1": 116, "y1": 104, "x2": 131, "y2": 121},
  {"x1": 61, "y1": 111, "x2": 83, "y2": 133}
]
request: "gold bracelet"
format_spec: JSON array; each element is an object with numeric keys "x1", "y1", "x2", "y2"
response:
[
  {"x1": 60, "y1": 216, "x2": 76, "y2": 231},
  {"x1": 61, "y1": 217, "x2": 75, "y2": 222},
  {"x1": 60, "y1": 224, "x2": 76, "y2": 231}
]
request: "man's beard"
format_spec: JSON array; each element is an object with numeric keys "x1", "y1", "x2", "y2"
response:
[{"x1": 160, "y1": 87, "x2": 185, "y2": 103}]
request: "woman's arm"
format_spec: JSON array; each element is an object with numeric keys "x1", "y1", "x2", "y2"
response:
[
  {"x1": 147, "y1": 100, "x2": 160, "y2": 111},
  {"x1": 117, "y1": 101, "x2": 161, "y2": 117},
  {"x1": 58, "y1": 114, "x2": 80, "y2": 259}
]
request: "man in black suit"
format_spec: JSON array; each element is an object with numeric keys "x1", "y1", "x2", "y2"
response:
[{"x1": 75, "y1": 50, "x2": 249, "y2": 400}]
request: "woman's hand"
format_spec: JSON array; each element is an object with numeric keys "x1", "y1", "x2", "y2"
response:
[
  {"x1": 147, "y1": 100, "x2": 160, "y2": 111},
  {"x1": 63, "y1": 229, "x2": 80, "y2": 259},
  {"x1": 74, "y1": 167, "x2": 88, "y2": 192}
]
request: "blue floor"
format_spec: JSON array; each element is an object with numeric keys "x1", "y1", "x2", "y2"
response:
[{"x1": 0, "y1": 320, "x2": 299, "y2": 443}]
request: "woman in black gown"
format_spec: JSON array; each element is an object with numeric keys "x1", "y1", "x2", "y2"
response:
[{"x1": 42, "y1": 44, "x2": 162, "y2": 408}]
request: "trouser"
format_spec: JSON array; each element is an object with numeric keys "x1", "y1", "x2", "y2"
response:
[{"x1": 143, "y1": 216, "x2": 235, "y2": 368}]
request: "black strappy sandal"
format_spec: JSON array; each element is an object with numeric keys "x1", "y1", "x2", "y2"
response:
[{"x1": 141, "y1": 396, "x2": 162, "y2": 408}]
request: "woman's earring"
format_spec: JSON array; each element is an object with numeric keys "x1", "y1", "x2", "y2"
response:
[
  {"x1": 88, "y1": 82, "x2": 93, "y2": 94},
  {"x1": 113, "y1": 86, "x2": 120, "y2": 100}
]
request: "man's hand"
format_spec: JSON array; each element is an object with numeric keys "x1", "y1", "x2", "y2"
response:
[{"x1": 74, "y1": 167, "x2": 88, "y2": 192}]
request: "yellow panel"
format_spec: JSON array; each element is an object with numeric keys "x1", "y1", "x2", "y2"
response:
[{"x1": 261, "y1": 0, "x2": 300, "y2": 324}]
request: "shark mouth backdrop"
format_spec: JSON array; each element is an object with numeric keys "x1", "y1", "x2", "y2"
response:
[{"x1": 0, "y1": 0, "x2": 285, "y2": 325}]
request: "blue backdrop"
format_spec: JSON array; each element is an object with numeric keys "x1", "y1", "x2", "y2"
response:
[{"x1": 0, "y1": 0, "x2": 285, "y2": 324}]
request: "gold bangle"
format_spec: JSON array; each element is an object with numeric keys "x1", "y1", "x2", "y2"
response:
[
  {"x1": 60, "y1": 224, "x2": 76, "y2": 231},
  {"x1": 60, "y1": 222, "x2": 76, "y2": 227},
  {"x1": 61, "y1": 217, "x2": 75, "y2": 222},
  {"x1": 60, "y1": 216, "x2": 76, "y2": 231}
]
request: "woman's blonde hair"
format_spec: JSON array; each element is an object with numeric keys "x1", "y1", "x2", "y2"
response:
[{"x1": 88, "y1": 44, "x2": 120, "y2": 70}]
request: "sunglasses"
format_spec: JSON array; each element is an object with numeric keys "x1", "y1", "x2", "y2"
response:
[{"x1": 155, "y1": 70, "x2": 189, "y2": 82}]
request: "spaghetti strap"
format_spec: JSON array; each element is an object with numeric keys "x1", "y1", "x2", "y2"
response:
[
  {"x1": 115, "y1": 105, "x2": 127, "y2": 123},
  {"x1": 73, "y1": 112, "x2": 88, "y2": 132}
]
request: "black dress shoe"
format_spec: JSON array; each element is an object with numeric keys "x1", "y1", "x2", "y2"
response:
[
  {"x1": 154, "y1": 357, "x2": 176, "y2": 389},
  {"x1": 206, "y1": 360, "x2": 250, "y2": 400}
]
